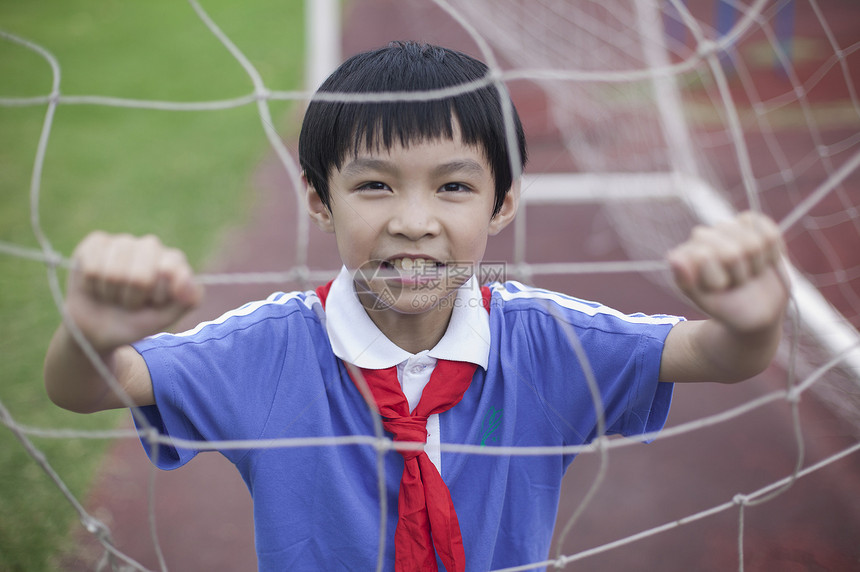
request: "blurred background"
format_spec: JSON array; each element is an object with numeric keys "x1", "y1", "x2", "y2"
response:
[{"x1": 1, "y1": 1, "x2": 858, "y2": 570}]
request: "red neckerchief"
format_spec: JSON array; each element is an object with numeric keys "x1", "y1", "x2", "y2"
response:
[{"x1": 316, "y1": 280, "x2": 491, "y2": 571}]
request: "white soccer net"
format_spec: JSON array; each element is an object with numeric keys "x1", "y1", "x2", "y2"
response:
[
  {"x1": 1, "y1": 0, "x2": 859, "y2": 570},
  {"x1": 453, "y1": 0, "x2": 860, "y2": 385}
]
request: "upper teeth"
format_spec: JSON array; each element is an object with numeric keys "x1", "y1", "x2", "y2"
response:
[{"x1": 390, "y1": 258, "x2": 432, "y2": 271}]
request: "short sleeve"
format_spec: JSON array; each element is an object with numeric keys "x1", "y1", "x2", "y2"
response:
[
  {"x1": 489, "y1": 282, "x2": 682, "y2": 445},
  {"x1": 130, "y1": 292, "x2": 320, "y2": 469}
]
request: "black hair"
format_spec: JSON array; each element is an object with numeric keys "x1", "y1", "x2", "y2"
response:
[{"x1": 298, "y1": 41, "x2": 527, "y2": 216}]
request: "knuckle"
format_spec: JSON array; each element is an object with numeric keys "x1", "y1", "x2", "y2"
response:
[
  {"x1": 74, "y1": 231, "x2": 105, "y2": 260},
  {"x1": 140, "y1": 233, "x2": 163, "y2": 249},
  {"x1": 125, "y1": 268, "x2": 158, "y2": 291},
  {"x1": 83, "y1": 229, "x2": 109, "y2": 246},
  {"x1": 113, "y1": 232, "x2": 135, "y2": 246},
  {"x1": 102, "y1": 266, "x2": 128, "y2": 286},
  {"x1": 737, "y1": 210, "x2": 756, "y2": 223},
  {"x1": 690, "y1": 225, "x2": 711, "y2": 240},
  {"x1": 75, "y1": 257, "x2": 104, "y2": 282},
  {"x1": 163, "y1": 247, "x2": 190, "y2": 269},
  {"x1": 762, "y1": 221, "x2": 782, "y2": 245},
  {"x1": 721, "y1": 243, "x2": 744, "y2": 265},
  {"x1": 79, "y1": 265, "x2": 101, "y2": 285}
]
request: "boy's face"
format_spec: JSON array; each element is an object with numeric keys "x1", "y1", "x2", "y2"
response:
[{"x1": 307, "y1": 131, "x2": 518, "y2": 316}]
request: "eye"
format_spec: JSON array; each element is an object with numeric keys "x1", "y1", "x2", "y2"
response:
[
  {"x1": 355, "y1": 181, "x2": 391, "y2": 192},
  {"x1": 439, "y1": 182, "x2": 472, "y2": 193}
]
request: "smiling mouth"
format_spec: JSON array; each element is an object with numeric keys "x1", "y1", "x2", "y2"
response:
[
  {"x1": 381, "y1": 257, "x2": 445, "y2": 271},
  {"x1": 354, "y1": 258, "x2": 474, "y2": 295}
]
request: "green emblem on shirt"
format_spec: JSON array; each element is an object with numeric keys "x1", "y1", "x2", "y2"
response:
[{"x1": 479, "y1": 407, "x2": 503, "y2": 446}]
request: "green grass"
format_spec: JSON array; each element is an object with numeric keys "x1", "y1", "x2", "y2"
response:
[{"x1": 0, "y1": 1, "x2": 305, "y2": 569}]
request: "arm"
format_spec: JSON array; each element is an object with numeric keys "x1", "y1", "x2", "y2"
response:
[
  {"x1": 44, "y1": 231, "x2": 202, "y2": 413},
  {"x1": 659, "y1": 212, "x2": 789, "y2": 383}
]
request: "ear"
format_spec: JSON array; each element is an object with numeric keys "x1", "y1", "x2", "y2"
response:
[
  {"x1": 304, "y1": 173, "x2": 335, "y2": 233},
  {"x1": 488, "y1": 178, "x2": 520, "y2": 236}
]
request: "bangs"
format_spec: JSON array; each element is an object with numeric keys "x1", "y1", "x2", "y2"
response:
[
  {"x1": 346, "y1": 100, "x2": 457, "y2": 162},
  {"x1": 338, "y1": 99, "x2": 493, "y2": 166}
]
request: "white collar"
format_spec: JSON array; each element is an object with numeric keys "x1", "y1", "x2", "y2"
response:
[{"x1": 323, "y1": 266, "x2": 490, "y2": 370}]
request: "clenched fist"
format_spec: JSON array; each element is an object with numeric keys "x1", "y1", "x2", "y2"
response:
[{"x1": 65, "y1": 231, "x2": 202, "y2": 353}]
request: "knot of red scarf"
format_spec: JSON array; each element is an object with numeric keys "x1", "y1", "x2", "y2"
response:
[{"x1": 384, "y1": 415, "x2": 431, "y2": 460}]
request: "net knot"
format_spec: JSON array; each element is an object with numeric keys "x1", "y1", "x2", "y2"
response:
[
  {"x1": 786, "y1": 387, "x2": 802, "y2": 403},
  {"x1": 293, "y1": 264, "x2": 310, "y2": 284},
  {"x1": 696, "y1": 39, "x2": 719, "y2": 59},
  {"x1": 44, "y1": 247, "x2": 64, "y2": 269},
  {"x1": 373, "y1": 436, "x2": 394, "y2": 454},
  {"x1": 81, "y1": 515, "x2": 110, "y2": 539},
  {"x1": 733, "y1": 493, "x2": 749, "y2": 506},
  {"x1": 141, "y1": 426, "x2": 160, "y2": 447}
]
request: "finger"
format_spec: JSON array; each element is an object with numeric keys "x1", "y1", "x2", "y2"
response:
[
  {"x1": 99, "y1": 234, "x2": 148, "y2": 306},
  {"x1": 738, "y1": 211, "x2": 783, "y2": 272},
  {"x1": 151, "y1": 274, "x2": 171, "y2": 307},
  {"x1": 689, "y1": 225, "x2": 737, "y2": 290},
  {"x1": 696, "y1": 245, "x2": 732, "y2": 291},
  {"x1": 692, "y1": 217, "x2": 782, "y2": 289},
  {"x1": 72, "y1": 231, "x2": 109, "y2": 299},
  {"x1": 92, "y1": 233, "x2": 130, "y2": 304},
  {"x1": 118, "y1": 235, "x2": 163, "y2": 309},
  {"x1": 707, "y1": 221, "x2": 753, "y2": 287},
  {"x1": 157, "y1": 247, "x2": 201, "y2": 309},
  {"x1": 668, "y1": 239, "x2": 730, "y2": 293},
  {"x1": 667, "y1": 248, "x2": 692, "y2": 292}
]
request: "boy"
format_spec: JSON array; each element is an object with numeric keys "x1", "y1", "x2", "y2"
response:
[{"x1": 44, "y1": 42, "x2": 788, "y2": 571}]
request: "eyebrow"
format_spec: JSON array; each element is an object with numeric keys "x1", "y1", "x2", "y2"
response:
[
  {"x1": 339, "y1": 157, "x2": 487, "y2": 179},
  {"x1": 430, "y1": 159, "x2": 487, "y2": 179},
  {"x1": 339, "y1": 157, "x2": 398, "y2": 178}
]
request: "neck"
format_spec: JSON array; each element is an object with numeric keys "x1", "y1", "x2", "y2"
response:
[{"x1": 362, "y1": 302, "x2": 454, "y2": 355}]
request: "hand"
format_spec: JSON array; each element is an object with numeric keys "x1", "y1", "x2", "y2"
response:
[
  {"x1": 666, "y1": 212, "x2": 789, "y2": 335},
  {"x1": 65, "y1": 231, "x2": 202, "y2": 352}
]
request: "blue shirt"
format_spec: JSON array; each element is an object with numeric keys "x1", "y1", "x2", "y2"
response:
[{"x1": 133, "y1": 277, "x2": 681, "y2": 571}]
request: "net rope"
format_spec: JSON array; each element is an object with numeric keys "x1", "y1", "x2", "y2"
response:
[{"x1": 1, "y1": 0, "x2": 859, "y2": 570}]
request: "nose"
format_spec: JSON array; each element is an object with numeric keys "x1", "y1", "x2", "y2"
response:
[{"x1": 387, "y1": 196, "x2": 442, "y2": 241}]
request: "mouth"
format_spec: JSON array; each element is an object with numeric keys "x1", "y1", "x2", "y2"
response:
[
  {"x1": 354, "y1": 257, "x2": 472, "y2": 297},
  {"x1": 381, "y1": 257, "x2": 445, "y2": 272}
]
